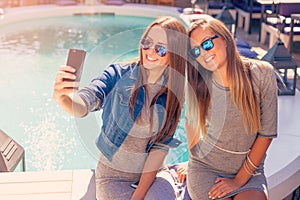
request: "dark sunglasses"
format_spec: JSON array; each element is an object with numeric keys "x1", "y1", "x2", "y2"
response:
[
  {"x1": 140, "y1": 37, "x2": 167, "y2": 57},
  {"x1": 190, "y1": 35, "x2": 219, "y2": 58}
]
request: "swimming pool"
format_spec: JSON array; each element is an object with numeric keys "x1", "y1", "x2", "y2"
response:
[{"x1": 0, "y1": 6, "x2": 188, "y2": 171}]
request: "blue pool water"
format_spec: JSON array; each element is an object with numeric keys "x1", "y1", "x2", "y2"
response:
[{"x1": 0, "y1": 14, "x2": 188, "y2": 171}]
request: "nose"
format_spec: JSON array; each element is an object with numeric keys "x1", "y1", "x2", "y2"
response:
[
  {"x1": 147, "y1": 46, "x2": 156, "y2": 55},
  {"x1": 200, "y1": 48, "x2": 209, "y2": 56}
]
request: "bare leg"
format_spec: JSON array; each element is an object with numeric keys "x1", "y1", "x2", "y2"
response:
[{"x1": 233, "y1": 190, "x2": 267, "y2": 200}]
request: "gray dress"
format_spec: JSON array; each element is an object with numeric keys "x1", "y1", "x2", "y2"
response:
[
  {"x1": 95, "y1": 82, "x2": 183, "y2": 200},
  {"x1": 187, "y1": 64, "x2": 278, "y2": 200}
]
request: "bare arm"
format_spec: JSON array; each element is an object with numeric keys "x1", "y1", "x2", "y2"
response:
[
  {"x1": 234, "y1": 137, "x2": 272, "y2": 184},
  {"x1": 131, "y1": 149, "x2": 167, "y2": 200},
  {"x1": 186, "y1": 121, "x2": 200, "y2": 149},
  {"x1": 175, "y1": 120, "x2": 200, "y2": 184},
  {"x1": 208, "y1": 137, "x2": 273, "y2": 199},
  {"x1": 53, "y1": 65, "x2": 88, "y2": 117}
]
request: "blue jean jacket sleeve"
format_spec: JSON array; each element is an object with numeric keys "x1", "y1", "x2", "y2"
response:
[
  {"x1": 148, "y1": 137, "x2": 182, "y2": 153},
  {"x1": 78, "y1": 63, "x2": 132, "y2": 112},
  {"x1": 77, "y1": 61, "x2": 183, "y2": 161}
]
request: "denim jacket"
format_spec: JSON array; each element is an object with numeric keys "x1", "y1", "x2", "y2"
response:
[{"x1": 78, "y1": 61, "x2": 182, "y2": 161}]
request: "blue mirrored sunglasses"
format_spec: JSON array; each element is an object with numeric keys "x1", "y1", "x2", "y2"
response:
[
  {"x1": 190, "y1": 35, "x2": 219, "y2": 58},
  {"x1": 141, "y1": 38, "x2": 167, "y2": 57}
]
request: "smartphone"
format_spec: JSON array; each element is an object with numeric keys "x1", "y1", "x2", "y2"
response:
[
  {"x1": 66, "y1": 48, "x2": 86, "y2": 82},
  {"x1": 130, "y1": 180, "x2": 139, "y2": 189}
]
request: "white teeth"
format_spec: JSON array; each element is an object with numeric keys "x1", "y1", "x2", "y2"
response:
[
  {"x1": 205, "y1": 56, "x2": 214, "y2": 62},
  {"x1": 146, "y1": 55, "x2": 156, "y2": 61}
]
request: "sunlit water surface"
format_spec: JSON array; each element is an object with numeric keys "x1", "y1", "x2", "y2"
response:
[{"x1": 0, "y1": 14, "x2": 188, "y2": 171}]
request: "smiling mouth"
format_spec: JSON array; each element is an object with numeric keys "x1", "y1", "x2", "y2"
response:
[
  {"x1": 205, "y1": 55, "x2": 214, "y2": 63},
  {"x1": 146, "y1": 55, "x2": 157, "y2": 61}
]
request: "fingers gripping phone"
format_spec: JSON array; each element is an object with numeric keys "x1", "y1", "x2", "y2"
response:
[{"x1": 66, "y1": 49, "x2": 86, "y2": 83}]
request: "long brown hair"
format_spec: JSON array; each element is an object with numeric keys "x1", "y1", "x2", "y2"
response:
[
  {"x1": 129, "y1": 16, "x2": 187, "y2": 143},
  {"x1": 186, "y1": 16, "x2": 260, "y2": 138}
]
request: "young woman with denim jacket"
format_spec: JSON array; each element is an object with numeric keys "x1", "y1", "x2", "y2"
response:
[{"x1": 53, "y1": 16, "x2": 187, "y2": 200}]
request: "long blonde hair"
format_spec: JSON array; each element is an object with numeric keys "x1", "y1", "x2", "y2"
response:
[
  {"x1": 186, "y1": 16, "x2": 260, "y2": 138},
  {"x1": 130, "y1": 16, "x2": 187, "y2": 143}
]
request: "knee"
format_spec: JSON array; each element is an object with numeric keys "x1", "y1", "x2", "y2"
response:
[{"x1": 145, "y1": 177, "x2": 176, "y2": 200}]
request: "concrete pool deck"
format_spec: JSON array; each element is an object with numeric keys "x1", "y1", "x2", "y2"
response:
[
  {"x1": 0, "y1": 169, "x2": 96, "y2": 199},
  {"x1": 0, "y1": 3, "x2": 299, "y2": 200}
]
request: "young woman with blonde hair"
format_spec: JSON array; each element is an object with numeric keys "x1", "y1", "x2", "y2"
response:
[{"x1": 185, "y1": 15, "x2": 278, "y2": 200}]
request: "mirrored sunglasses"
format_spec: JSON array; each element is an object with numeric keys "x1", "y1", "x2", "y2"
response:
[
  {"x1": 140, "y1": 38, "x2": 167, "y2": 57},
  {"x1": 190, "y1": 35, "x2": 219, "y2": 58}
]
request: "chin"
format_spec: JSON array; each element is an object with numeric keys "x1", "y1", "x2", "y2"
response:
[
  {"x1": 143, "y1": 63, "x2": 154, "y2": 69},
  {"x1": 205, "y1": 61, "x2": 218, "y2": 72}
]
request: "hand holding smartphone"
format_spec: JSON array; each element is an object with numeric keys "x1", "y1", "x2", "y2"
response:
[{"x1": 66, "y1": 48, "x2": 86, "y2": 83}]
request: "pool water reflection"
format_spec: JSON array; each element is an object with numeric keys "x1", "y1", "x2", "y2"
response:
[{"x1": 0, "y1": 14, "x2": 188, "y2": 171}]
